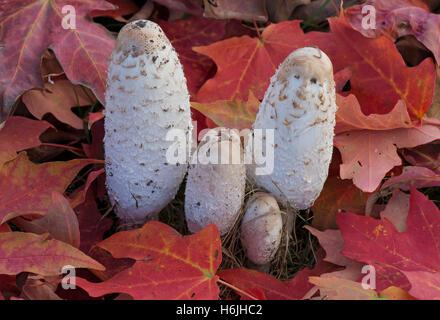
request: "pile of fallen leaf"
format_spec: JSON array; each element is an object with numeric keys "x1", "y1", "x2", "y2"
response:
[{"x1": 0, "y1": 0, "x2": 439, "y2": 300}]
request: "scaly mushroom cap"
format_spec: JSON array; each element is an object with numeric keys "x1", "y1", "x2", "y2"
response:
[
  {"x1": 246, "y1": 47, "x2": 337, "y2": 209},
  {"x1": 104, "y1": 20, "x2": 192, "y2": 226},
  {"x1": 185, "y1": 128, "x2": 246, "y2": 236},
  {"x1": 241, "y1": 193, "x2": 283, "y2": 265}
]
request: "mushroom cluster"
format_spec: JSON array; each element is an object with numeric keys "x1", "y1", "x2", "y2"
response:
[{"x1": 104, "y1": 21, "x2": 337, "y2": 266}]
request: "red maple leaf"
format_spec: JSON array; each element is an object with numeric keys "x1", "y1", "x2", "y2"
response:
[
  {"x1": 0, "y1": 152, "x2": 102, "y2": 224},
  {"x1": 0, "y1": 116, "x2": 52, "y2": 165},
  {"x1": 74, "y1": 222, "x2": 222, "y2": 300},
  {"x1": 0, "y1": 0, "x2": 115, "y2": 118},
  {"x1": 334, "y1": 95, "x2": 440, "y2": 192},
  {"x1": 346, "y1": 0, "x2": 440, "y2": 64},
  {"x1": 158, "y1": 16, "x2": 227, "y2": 97},
  {"x1": 194, "y1": 14, "x2": 435, "y2": 119},
  {"x1": 0, "y1": 232, "x2": 104, "y2": 276},
  {"x1": 337, "y1": 188, "x2": 440, "y2": 296}
]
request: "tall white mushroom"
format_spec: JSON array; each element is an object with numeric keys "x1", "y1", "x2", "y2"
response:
[
  {"x1": 104, "y1": 20, "x2": 192, "y2": 226},
  {"x1": 185, "y1": 128, "x2": 246, "y2": 236},
  {"x1": 246, "y1": 47, "x2": 337, "y2": 210}
]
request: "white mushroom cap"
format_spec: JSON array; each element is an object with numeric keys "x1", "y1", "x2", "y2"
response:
[
  {"x1": 104, "y1": 20, "x2": 192, "y2": 226},
  {"x1": 246, "y1": 47, "x2": 337, "y2": 210},
  {"x1": 241, "y1": 193, "x2": 283, "y2": 265},
  {"x1": 185, "y1": 128, "x2": 246, "y2": 236}
]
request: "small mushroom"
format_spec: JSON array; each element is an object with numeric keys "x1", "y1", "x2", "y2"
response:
[{"x1": 241, "y1": 193, "x2": 283, "y2": 265}]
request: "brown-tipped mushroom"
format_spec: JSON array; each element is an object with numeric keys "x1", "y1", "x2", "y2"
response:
[
  {"x1": 104, "y1": 20, "x2": 192, "y2": 227},
  {"x1": 246, "y1": 47, "x2": 337, "y2": 210}
]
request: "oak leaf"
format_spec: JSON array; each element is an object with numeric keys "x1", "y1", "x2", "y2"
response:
[{"x1": 22, "y1": 80, "x2": 94, "y2": 130}]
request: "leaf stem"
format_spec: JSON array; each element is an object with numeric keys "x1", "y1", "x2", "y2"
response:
[
  {"x1": 330, "y1": 0, "x2": 340, "y2": 16},
  {"x1": 252, "y1": 20, "x2": 261, "y2": 39},
  {"x1": 40, "y1": 143, "x2": 84, "y2": 153},
  {"x1": 216, "y1": 278, "x2": 259, "y2": 300}
]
